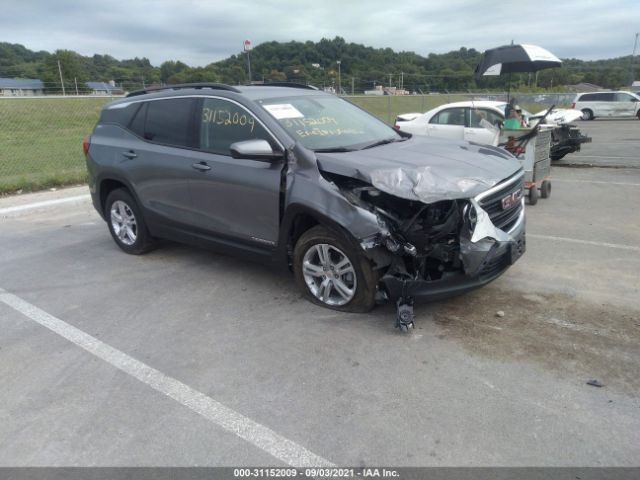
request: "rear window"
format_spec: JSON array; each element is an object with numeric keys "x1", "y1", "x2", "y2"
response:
[{"x1": 144, "y1": 98, "x2": 196, "y2": 148}]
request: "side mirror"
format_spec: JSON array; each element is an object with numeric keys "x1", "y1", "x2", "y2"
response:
[{"x1": 230, "y1": 139, "x2": 282, "y2": 161}]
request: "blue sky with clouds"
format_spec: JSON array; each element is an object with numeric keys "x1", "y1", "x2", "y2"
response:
[{"x1": 1, "y1": 0, "x2": 638, "y2": 65}]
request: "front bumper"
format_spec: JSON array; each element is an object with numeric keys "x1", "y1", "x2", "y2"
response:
[{"x1": 380, "y1": 206, "x2": 526, "y2": 302}]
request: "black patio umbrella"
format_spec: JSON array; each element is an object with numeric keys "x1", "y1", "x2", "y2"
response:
[{"x1": 475, "y1": 44, "x2": 562, "y2": 100}]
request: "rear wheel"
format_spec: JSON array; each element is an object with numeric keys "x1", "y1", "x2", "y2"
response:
[
  {"x1": 581, "y1": 109, "x2": 594, "y2": 121},
  {"x1": 105, "y1": 188, "x2": 155, "y2": 255},
  {"x1": 293, "y1": 226, "x2": 378, "y2": 312},
  {"x1": 540, "y1": 180, "x2": 551, "y2": 199}
]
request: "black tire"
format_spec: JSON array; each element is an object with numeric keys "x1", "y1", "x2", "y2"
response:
[
  {"x1": 581, "y1": 109, "x2": 594, "y2": 121},
  {"x1": 540, "y1": 180, "x2": 552, "y2": 199},
  {"x1": 528, "y1": 186, "x2": 539, "y2": 205},
  {"x1": 293, "y1": 225, "x2": 378, "y2": 313},
  {"x1": 105, "y1": 188, "x2": 155, "y2": 255}
]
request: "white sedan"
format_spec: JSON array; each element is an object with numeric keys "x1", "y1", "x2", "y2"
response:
[{"x1": 394, "y1": 100, "x2": 582, "y2": 147}]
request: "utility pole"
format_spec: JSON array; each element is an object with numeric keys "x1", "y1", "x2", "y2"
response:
[
  {"x1": 74, "y1": 77, "x2": 79, "y2": 96},
  {"x1": 57, "y1": 59, "x2": 66, "y2": 96},
  {"x1": 388, "y1": 73, "x2": 392, "y2": 89},
  {"x1": 351, "y1": 76, "x2": 355, "y2": 95},
  {"x1": 629, "y1": 32, "x2": 639, "y2": 86},
  {"x1": 336, "y1": 60, "x2": 341, "y2": 95},
  {"x1": 400, "y1": 71, "x2": 404, "y2": 91}
]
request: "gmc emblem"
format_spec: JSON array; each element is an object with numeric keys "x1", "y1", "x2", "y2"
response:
[{"x1": 501, "y1": 190, "x2": 523, "y2": 210}]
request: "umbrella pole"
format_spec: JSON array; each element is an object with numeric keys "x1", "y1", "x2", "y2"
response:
[{"x1": 507, "y1": 72, "x2": 511, "y2": 103}]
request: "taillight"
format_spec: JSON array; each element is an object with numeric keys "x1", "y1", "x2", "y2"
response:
[
  {"x1": 393, "y1": 124, "x2": 400, "y2": 130},
  {"x1": 570, "y1": 102, "x2": 576, "y2": 109},
  {"x1": 82, "y1": 135, "x2": 91, "y2": 156}
]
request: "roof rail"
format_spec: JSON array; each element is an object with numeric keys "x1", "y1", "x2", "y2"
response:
[
  {"x1": 246, "y1": 82, "x2": 319, "y2": 90},
  {"x1": 126, "y1": 83, "x2": 241, "y2": 98}
]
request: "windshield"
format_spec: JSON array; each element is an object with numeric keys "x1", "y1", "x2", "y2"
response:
[{"x1": 258, "y1": 95, "x2": 402, "y2": 151}]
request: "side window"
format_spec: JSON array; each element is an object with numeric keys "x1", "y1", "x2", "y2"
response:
[
  {"x1": 587, "y1": 92, "x2": 614, "y2": 101},
  {"x1": 470, "y1": 109, "x2": 503, "y2": 128},
  {"x1": 430, "y1": 107, "x2": 466, "y2": 126},
  {"x1": 199, "y1": 98, "x2": 272, "y2": 155},
  {"x1": 100, "y1": 102, "x2": 140, "y2": 128},
  {"x1": 144, "y1": 98, "x2": 196, "y2": 147},
  {"x1": 615, "y1": 92, "x2": 636, "y2": 102}
]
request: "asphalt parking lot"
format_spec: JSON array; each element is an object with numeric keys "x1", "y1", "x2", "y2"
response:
[{"x1": 1, "y1": 119, "x2": 639, "y2": 467}]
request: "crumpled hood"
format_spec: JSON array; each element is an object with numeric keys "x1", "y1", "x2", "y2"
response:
[{"x1": 316, "y1": 136, "x2": 522, "y2": 204}]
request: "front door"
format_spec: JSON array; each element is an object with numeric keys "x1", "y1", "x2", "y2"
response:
[{"x1": 188, "y1": 97, "x2": 283, "y2": 246}]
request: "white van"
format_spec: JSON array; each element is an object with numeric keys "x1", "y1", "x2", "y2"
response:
[{"x1": 572, "y1": 91, "x2": 640, "y2": 120}]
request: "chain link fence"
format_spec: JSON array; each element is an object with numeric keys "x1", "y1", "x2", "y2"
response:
[
  {"x1": 0, "y1": 96, "x2": 112, "y2": 193},
  {"x1": 0, "y1": 91, "x2": 575, "y2": 194}
]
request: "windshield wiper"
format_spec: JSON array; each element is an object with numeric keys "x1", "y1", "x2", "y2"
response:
[{"x1": 360, "y1": 137, "x2": 407, "y2": 150}]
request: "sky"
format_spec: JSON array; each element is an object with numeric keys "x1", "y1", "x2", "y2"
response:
[{"x1": 1, "y1": 0, "x2": 639, "y2": 66}]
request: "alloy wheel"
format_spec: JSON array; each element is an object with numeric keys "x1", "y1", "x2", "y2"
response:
[
  {"x1": 110, "y1": 200, "x2": 138, "y2": 246},
  {"x1": 302, "y1": 243, "x2": 357, "y2": 306}
]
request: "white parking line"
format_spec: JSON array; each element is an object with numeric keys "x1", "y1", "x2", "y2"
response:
[
  {"x1": 528, "y1": 234, "x2": 640, "y2": 252},
  {"x1": 552, "y1": 179, "x2": 640, "y2": 186},
  {"x1": 0, "y1": 287, "x2": 334, "y2": 468},
  {"x1": 0, "y1": 195, "x2": 91, "y2": 215}
]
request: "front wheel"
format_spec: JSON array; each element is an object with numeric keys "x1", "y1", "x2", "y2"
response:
[
  {"x1": 528, "y1": 186, "x2": 539, "y2": 205},
  {"x1": 293, "y1": 226, "x2": 378, "y2": 312},
  {"x1": 105, "y1": 188, "x2": 155, "y2": 255}
]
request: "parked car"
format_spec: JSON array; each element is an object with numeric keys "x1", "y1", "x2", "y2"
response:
[
  {"x1": 395, "y1": 100, "x2": 590, "y2": 160},
  {"x1": 84, "y1": 83, "x2": 525, "y2": 329},
  {"x1": 571, "y1": 91, "x2": 640, "y2": 120}
]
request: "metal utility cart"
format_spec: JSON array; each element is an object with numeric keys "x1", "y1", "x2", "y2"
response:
[{"x1": 499, "y1": 125, "x2": 553, "y2": 205}]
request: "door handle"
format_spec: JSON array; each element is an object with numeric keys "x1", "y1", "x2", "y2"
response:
[
  {"x1": 191, "y1": 162, "x2": 211, "y2": 172},
  {"x1": 122, "y1": 150, "x2": 137, "y2": 159}
]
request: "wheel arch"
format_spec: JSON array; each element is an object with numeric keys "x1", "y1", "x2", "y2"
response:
[
  {"x1": 96, "y1": 174, "x2": 140, "y2": 217},
  {"x1": 277, "y1": 204, "x2": 365, "y2": 267}
]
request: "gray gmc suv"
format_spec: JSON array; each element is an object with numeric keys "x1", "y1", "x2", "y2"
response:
[{"x1": 84, "y1": 83, "x2": 525, "y2": 329}]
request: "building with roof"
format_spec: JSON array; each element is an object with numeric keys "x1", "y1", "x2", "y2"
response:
[
  {"x1": 86, "y1": 81, "x2": 125, "y2": 95},
  {"x1": 0, "y1": 78, "x2": 45, "y2": 96}
]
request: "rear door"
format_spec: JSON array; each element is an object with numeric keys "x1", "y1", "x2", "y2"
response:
[
  {"x1": 596, "y1": 92, "x2": 616, "y2": 117},
  {"x1": 426, "y1": 107, "x2": 466, "y2": 140},
  {"x1": 123, "y1": 97, "x2": 198, "y2": 225},
  {"x1": 187, "y1": 97, "x2": 283, "y2": 246},
  {"x1": 464, "y1": 108, "x2": 503, "y2": 145}
]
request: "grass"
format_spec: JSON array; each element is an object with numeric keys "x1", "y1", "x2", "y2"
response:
[
  {"x1": 0, "y1": 94, "x2": 557, "y2": 194},
  {"x1": 0, "y1": 97, "x2": 111, "y2": 194}
]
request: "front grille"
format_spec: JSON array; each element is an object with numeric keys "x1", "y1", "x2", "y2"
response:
[{"x1": 477, "y1": 175, "x2": 524, "y2": 232}]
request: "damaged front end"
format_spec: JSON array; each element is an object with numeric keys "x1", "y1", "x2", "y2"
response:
[{"x1": 324, "y1": 169, "x2": 526, "y2": 330}]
